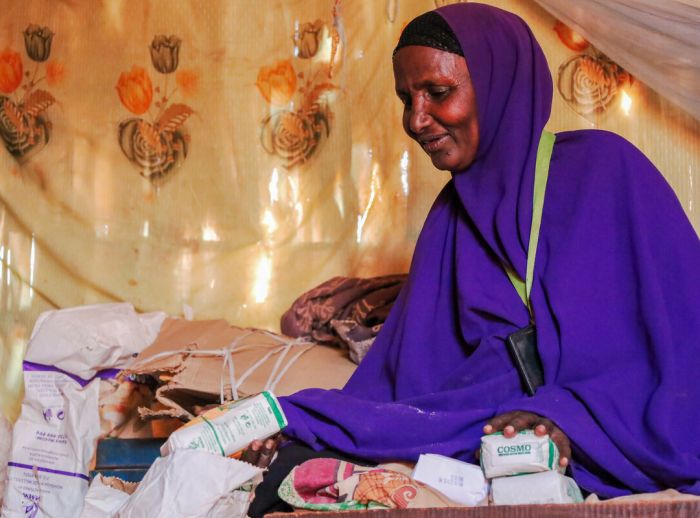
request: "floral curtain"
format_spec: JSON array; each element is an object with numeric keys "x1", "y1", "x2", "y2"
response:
[
  {"x1": 534, "y1": 0, "x2": 700, "y2": 121},
  {"x1": 0, "y1": 0, "x2": 698, "y2": 420}
]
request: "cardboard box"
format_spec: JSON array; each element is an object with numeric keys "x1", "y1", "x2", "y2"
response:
[
  {"x1": 120, "y1": 318, "x2": 356, "y2": 420},
  {"x1": 269, "y1": 498, "x2": 700, "y2": 518}
]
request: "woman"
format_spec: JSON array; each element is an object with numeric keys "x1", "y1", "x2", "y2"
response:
[{"x1": 250, "y1": 3, "x2": 700, "y2": 513}]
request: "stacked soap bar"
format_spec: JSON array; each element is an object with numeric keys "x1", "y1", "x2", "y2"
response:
[
  {"x1": 480, "y1": 430, "x2": 582, "y2": 505},
  {"x1": 480, "y1": 430, "x2": 561, "y2": 478},
  {"x1": 491, "y1": 470, "x2": 584, "y2": 505}
]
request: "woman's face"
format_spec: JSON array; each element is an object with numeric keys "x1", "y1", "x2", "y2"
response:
[{"x1": 393, "y1": 45, "x2": 479, "y2": 172}]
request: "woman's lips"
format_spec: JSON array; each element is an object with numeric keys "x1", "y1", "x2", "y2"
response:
[{"x1": 419, "y1": 134, "x2": 449, "y2": 153}]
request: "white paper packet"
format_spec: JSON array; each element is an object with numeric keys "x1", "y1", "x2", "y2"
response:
[
  {"x1": 490, "y1": 470, "x2": 584, "y2": 505},
  {"x1": 2, "y1": 366, "x2": 100, "y2": 518},
  {"x1": 25, "y1": 303, "x2": 166, "y2": 379},
  {"x1": 480, "y1": 430, "x2": 559, "y2": 478},
  {"x1": 115, "y1": 449, "x2": 263, "y2": 517},
  {"x1": 412, "y1": 453, "x2": 489, "y2": 506}
]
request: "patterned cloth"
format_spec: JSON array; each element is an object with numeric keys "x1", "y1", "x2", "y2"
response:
[
  {"x1": 280, "y1": 275, "x2": 407, "y2": 363},
  {"x1": 278, "y1": 458, "x2": 463, "y2": 511}
]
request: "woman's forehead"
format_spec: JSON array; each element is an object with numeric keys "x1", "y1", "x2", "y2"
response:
[{"x1": 393, "y1": 46, "x2": 469, "y2": 88}]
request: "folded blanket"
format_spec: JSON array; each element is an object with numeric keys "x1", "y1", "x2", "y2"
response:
[
  {"x1": 280, "y1": 275, "x2": 407, "y2": 363},
  {"x1": 277, "y1": 457, "x2": 463, "y2": 511}
]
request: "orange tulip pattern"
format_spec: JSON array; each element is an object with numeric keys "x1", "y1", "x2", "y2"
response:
[
  {"x1": 0, "y1": 49, "x2": 23, "y2": 94},
  {"x1": 116, "y1": 66, "x2": 153, "y2": 115},
  {"x1": 256, "y1": 4, "x2": 341, "y2": 169},
  {"x1": 0, "y1": 26, "x2": 59, "y2": 163},
  {"x1": 553, "y1": 21, "x2": 589, "y2": 52},
  {"x1": 256, "y1": 60, "x2": 297, "y2": 106},
  {"x1": 116, "y1": 34, "x2": 194, "y2": 185}
]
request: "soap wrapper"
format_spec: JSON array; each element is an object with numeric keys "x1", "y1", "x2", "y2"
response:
[
  {"x1": 412, "y1": 453, "x2": 489, "y2": 506},
  {"x1": 490, "y1": 470, "x2": 583, "y2": 505},
  {"x1": 480, "y1": 430, "x2": 559, "y2": 478},
  {"x1": 160, "y1": 391, "x2": 287, "y2": 457}
]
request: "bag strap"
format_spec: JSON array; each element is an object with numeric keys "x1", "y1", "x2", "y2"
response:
[{"x1": 504, "y1": 130, "x2": 556, "y2": 320}]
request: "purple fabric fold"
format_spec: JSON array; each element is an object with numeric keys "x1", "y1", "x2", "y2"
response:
[{"x1": 280, "y1": 3, "x2": 700, "y2": 497}]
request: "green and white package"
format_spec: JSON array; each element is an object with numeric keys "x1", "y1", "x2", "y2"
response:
[
  {"x1": 160, "y1": 391, "x2": 287, "y2": 457},
  {"x1": 480, "y1": 430, "x2": 560, "y2": 478},
  {"x1": 490, "y1": 470, "x2": 583, "y2": 505}
]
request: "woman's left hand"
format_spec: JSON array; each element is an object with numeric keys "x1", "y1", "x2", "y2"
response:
[{"x1": 483, "y1": 411, "x2": 571, "y2": 468}]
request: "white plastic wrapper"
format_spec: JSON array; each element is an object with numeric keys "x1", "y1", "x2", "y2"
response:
[
  {"x1": 480, "y1": 430, "x2": 560, "y2": 478},
  {"x1": 412, "y1": 453, "x2": 489, "y2": 506},
  {"x1": 115, "y1": 449, "x2": 263, "y2": 517},
  {"x1": 0, "y1": 413, "x2": 12, "y2": 507},
  {"x1": 25, "y1": 303, "x2": 166, "y2": 379},
  {"x1": 160, "y1": 392, "x2": 287, "y2": 457},
  {"x1": 1, "y1": 366, "x2": 100, "y2": 517},
  {"x1": 79, "y1": 474, "x2": 135, "y2": 518},
  {"x1": 207, "y1": 489, "x2": 255, "y2": 518},
  {"x1": 490, "y1": 470, "x2": 584, "y2": 505}
]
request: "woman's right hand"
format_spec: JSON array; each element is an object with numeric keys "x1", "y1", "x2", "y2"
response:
[{"x1": 240, "y1": 434, "x2": 281, "y2": 468}]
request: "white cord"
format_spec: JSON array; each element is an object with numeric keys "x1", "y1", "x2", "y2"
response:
[
  {"x1": 234, "y1": 346, "x2": 284, "y2": 392},
  {"x1": 269, "y1": 344, "x2": 315, "y2": 392},
  {"x1": 127, "y1": 330, "x2": 314, "y2": 401},
  {"x1": 264, "y1": 343, "x2": 293, "y2": 392}
]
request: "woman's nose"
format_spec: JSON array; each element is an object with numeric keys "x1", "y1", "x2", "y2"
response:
[{"x1": 408, "y1": 102, "x2": 431, "y2": 134}]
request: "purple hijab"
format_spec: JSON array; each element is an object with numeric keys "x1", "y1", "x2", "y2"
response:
[{"x1": 280, "y1": 3, "x2": 700, "y2": 497}]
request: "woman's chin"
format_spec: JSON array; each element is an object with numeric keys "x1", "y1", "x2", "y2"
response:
[
  {"x1": 430, "y1": 155, "x2": 459, "y2": 172},
  {"x1": 429, "y1": 152, "x2": 475, "y2": 173}
]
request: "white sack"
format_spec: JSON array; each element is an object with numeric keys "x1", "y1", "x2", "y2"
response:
[
  {"x1": 2, "y1": 368, "x2": 100, "y2": 517},
  {"x1": 25, "y1": 303, "x2": 166, "y2": 379},
  {"x1": 0, "y1": 413, "x2": 12, "y2": 507}
]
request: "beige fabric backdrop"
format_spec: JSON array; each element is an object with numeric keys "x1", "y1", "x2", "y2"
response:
[{"x1": 0, "y1": 0, "x2": 697, "y2": 420}]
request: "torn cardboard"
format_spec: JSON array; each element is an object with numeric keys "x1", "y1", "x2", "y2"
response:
[{"x1": 120, "y1": 318, "x2": 356, "y2": 421}]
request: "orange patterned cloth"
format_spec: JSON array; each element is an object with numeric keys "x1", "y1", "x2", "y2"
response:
[{"x1": 277, "y1": 457, "x2": 463, "y2": 511}]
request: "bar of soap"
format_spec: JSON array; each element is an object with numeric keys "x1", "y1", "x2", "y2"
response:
[
  {"x1": 412, "y1": 453, "x2": 489, "y2": 506},
  {"x1": 490, "y1": 470, "x2": 583, "y2": 505},
  {"x1": 480, "y1": 430, "x2": 559, "y2": 478}
]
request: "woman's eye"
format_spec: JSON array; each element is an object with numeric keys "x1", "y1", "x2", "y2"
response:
[{"x1": 429, "y1": 88, "x2": 449, "y2": 99}]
